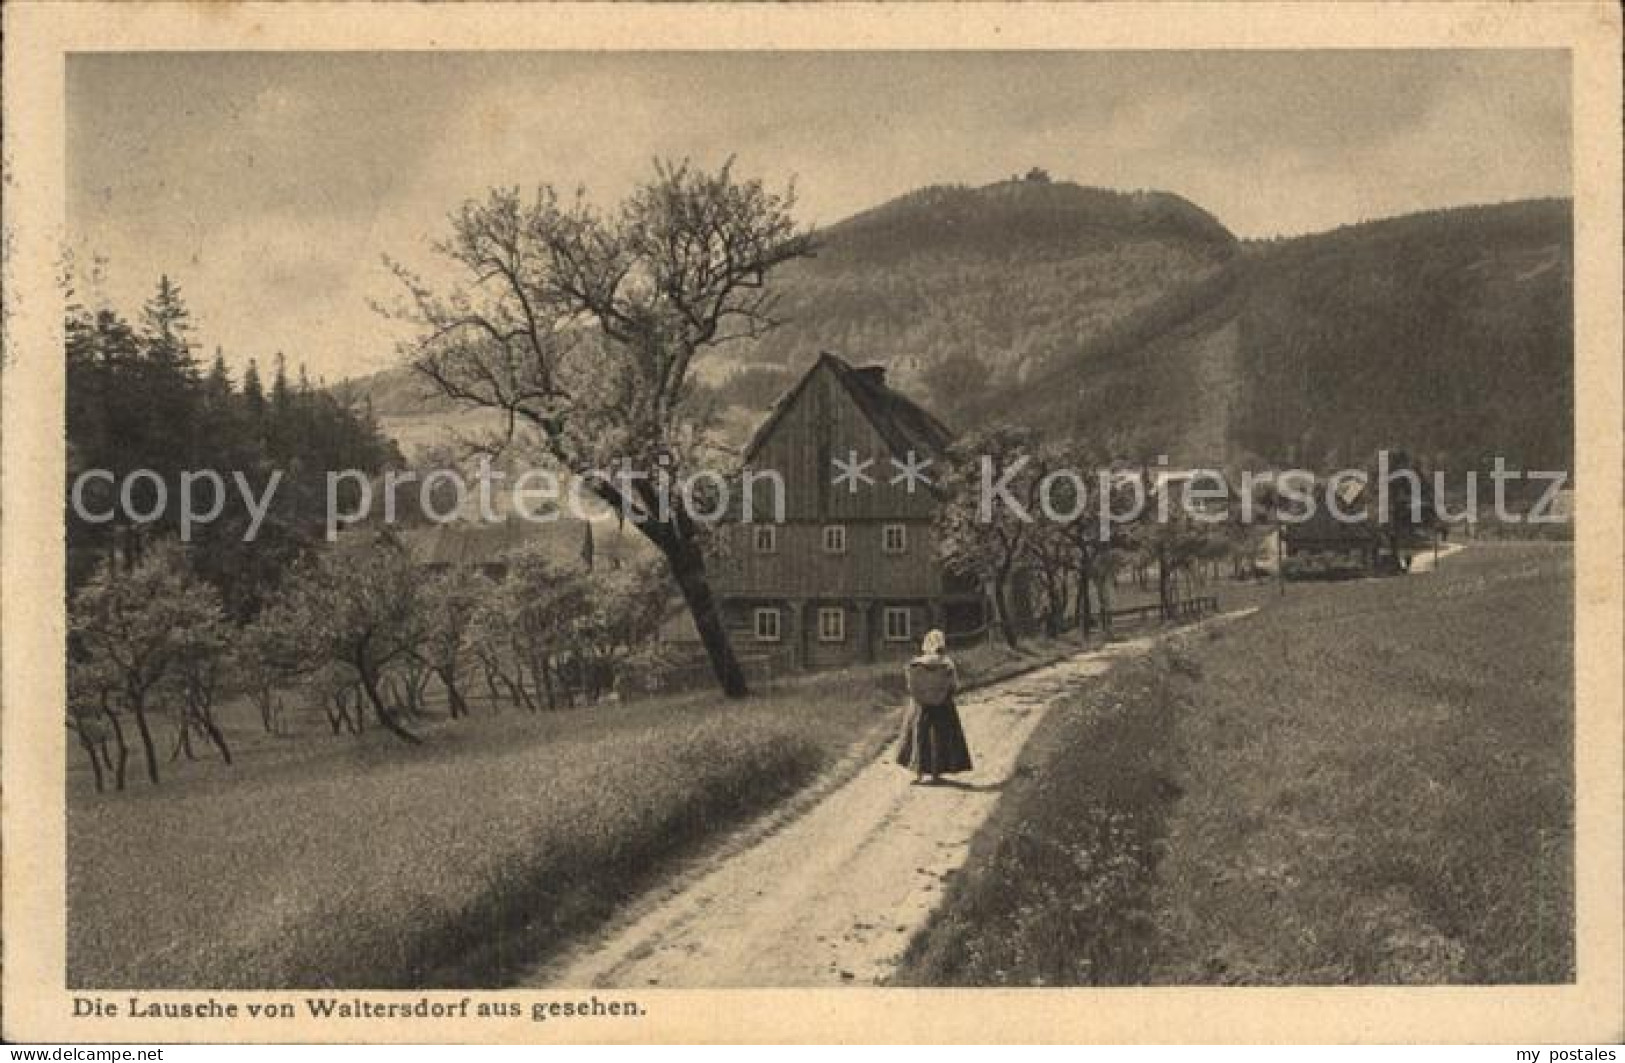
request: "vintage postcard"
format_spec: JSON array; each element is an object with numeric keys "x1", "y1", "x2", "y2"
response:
[{"x1": 3, "y1": 0, "x2": 1621, "y2": 1045}]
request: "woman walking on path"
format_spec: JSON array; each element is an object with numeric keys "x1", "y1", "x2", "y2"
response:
[{"x1": 896, "y1": 629, "x2": 974, "y2": 784}]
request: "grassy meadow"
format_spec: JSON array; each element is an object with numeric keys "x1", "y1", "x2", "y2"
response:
[
  {"x1": 896, "y1": 542, "x2": 1574, "y2": 985},
  {"x1": 67, "y1": 631, "x2": 1079, "y2": 989}
]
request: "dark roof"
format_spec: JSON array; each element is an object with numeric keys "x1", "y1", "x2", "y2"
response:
[
  {"x1": 743, "y1": 352, "x2": 954, "y2": 464},
  {"x1": 827, "y1": 355, "x2": 955, "y2": 460},
  {"x1": 398, "y1": 516, "x2": 655, "y2": 569},
  {"x1": 1280, "y1": 504, "x2": 1378, "y2": 545}
]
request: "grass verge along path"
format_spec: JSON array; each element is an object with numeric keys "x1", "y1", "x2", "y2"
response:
[
  {"x1": 68, "y1": 635, "x2": 1079, "y2": 989},
  {"x1": 894, "y1": 543, "x2": 1573, "y2": 985}
]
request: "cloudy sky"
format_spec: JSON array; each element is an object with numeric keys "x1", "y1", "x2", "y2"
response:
[{"x1": 68, "y1": 50, "x2": 1570, "y2": 383}]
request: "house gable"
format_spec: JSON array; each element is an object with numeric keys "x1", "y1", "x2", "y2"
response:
[{"x1": 741, "y1": 353, "x2": 948, "y2": 522}]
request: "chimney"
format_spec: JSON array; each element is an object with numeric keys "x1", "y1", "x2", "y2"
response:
[{"x1": 855, "y1": 365, "x2": 887, "y2": 387}]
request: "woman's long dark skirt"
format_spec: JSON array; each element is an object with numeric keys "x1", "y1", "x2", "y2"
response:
[{"x1": 896, "y1": 699, "x2": 974, "y2": 776}]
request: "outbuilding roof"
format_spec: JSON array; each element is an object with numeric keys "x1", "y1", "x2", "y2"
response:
[{"x1": 398, "y1": 516, "x2": 654, "y2": 569}]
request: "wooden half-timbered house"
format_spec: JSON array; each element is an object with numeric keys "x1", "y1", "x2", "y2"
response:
[{"x1": 709, "y1": 353, "x2": 985, "y2": 670}]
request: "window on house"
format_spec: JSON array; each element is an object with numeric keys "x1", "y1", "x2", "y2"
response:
[
  {"x1": 822, "y1": 525, "x2": 847, "y2": 554},
  {"x1": 818, "y1": 607, "x2": 845, "y2": 642},
  {"x1": 883, "y1": 606, "x2": 912, "y2": 642},
  {"x1": 882, "y1": 523, "x2": 907, "y2": 554},
  {"x1": 753, "y1": 608, "x2": 781, "y2": 642},
  {"x1": 753, "y1": 524, "x2": 777, "y2": 553}
]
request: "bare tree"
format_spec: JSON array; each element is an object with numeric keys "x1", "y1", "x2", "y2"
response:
[
  {"x1": 1033, "y1": 446, "x2": 1141, "y2": 642},
  {"x1": 385, "y1": 159, "x2": 815, "y2": 697},
  {"x1": 68, "y1": 657, "x2": 126, "y2": 793},
  {"x1": 232, "y1": 629, "x2": 288, "y2": 736},
  {"x1": 256, "y1": 532, "x2": 430, "y2": 743},
  {"x1": 570, "y1": 561, "x2": 673, "y2": 701},
  {"x1": 938, "y1": 425, "x2": 1046, "y2": 650},
  {"x1": 1130, "y1": 473, "x2": 1222, "y2": 620},
  {"x1": 468, "y1": 587, "x2": 535, "y2": 712},
  {"x1": 307, "y1": 664, "x2": 365, "y2": 736},
  {"x1": 69, "y1": 541, "x2": 231, "y2": 785},
  {"x1": 505, "y1": 546, "x2": 591, "y2": 710},
  {"x1": 416, "y1": 566, "x2": 489, "y2": 719}
]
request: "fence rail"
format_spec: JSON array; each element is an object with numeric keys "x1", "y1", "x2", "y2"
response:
[{"x1": 1102, "y1": 595, "x2": 1220, "y2": 629}]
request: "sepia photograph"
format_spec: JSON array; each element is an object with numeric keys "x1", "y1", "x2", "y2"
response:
[{"x1": 3, "y1": 0, "x2": 1622, "y2": 1047}]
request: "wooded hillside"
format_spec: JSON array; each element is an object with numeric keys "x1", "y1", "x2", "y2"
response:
[{"x1": 357, "y1": 180, "x2": 1572, "y2": 473}]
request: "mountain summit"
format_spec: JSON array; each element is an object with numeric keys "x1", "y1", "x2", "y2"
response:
[
  {"x1": 714, "y1": 177, "x2": 1238, "y2": 418},
  {"x1": 718, "y1": 181, "x2": 1569, "y2": 471}
]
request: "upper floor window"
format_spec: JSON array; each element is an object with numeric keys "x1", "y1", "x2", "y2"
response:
[
  {"x1": 753, "y1": 524, "x2": 778, "y2": 553},
  {"x1": 822, "y1": 524, "x2": 847, "y2": 554},
  {"x1": 882, "y1": 523, "x2": 908, "y2": 554}
]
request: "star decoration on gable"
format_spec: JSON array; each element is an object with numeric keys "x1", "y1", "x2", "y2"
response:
[
  {"x1": 831, "y1": 450, "x2": 875, "y2": 493},
  {"x1": 889, "y1": 450, "x2": 934, "y2": 493}
]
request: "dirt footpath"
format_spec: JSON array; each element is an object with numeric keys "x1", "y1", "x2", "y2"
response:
[
  {"x1": 533, "y1": 627, "x2": 1216, "y2": 989},
  {"x1": 1409, "y1": 541, "x2": 1464, "y2": 573}
]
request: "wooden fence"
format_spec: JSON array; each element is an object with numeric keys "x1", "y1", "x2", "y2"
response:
[
  {"x1": 1101, "y1": 595, "x2": 1221, "y2": 630},
  {"x1": 943, "y1": 595, "x2": 1223, "y2": 647}
]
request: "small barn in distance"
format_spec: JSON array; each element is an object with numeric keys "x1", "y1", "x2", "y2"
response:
[
  {"x1": 1279, "y1": 505, "x2": 1381, "y2": 571},
  {"x1": 707, "y1": 352, "x2": 985, "y2": 670},
  {"x1": 399, "y1": 514, "x2": 652, "y2": 579},
  {"x1": 1278, "y1": 475, "x2": 1385, "y2": 574}
]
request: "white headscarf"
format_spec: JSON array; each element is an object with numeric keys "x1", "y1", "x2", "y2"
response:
[{"x1": 921, "y1": 629, "x2": 947, "y2": 656}]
